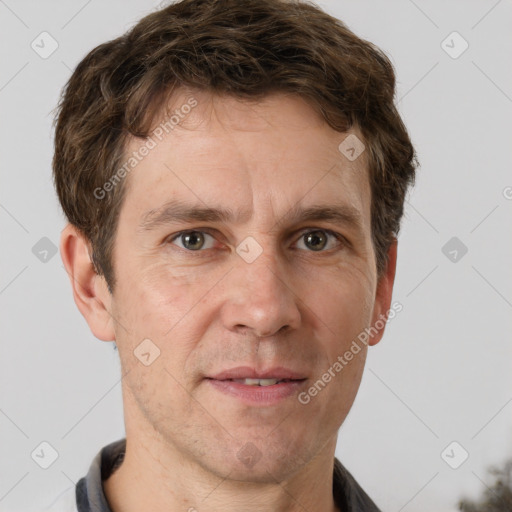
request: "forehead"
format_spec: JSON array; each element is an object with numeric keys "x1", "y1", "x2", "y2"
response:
[{"x1": 121, "y1": 90, "x2": 371, "y2": 228}]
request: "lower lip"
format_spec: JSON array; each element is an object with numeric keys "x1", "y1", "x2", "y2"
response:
[{"x1": 205, "y1": 379, "x2": 306, "y2": 405}]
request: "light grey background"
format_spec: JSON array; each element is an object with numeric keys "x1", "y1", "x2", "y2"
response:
[{"x1": 1, "y1": 1, "x2": 511, "y2": 511}]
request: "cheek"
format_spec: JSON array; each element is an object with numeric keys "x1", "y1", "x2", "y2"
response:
[
  {"x1": 111, "y1": 267, "x2": 206, "y2": 423},
  {"x1": 112, "y1": 261, "x2": 227, "y2": 395},
  {"x1": 299, "y1": 270, "x2": 373, "y2": 431},
  {"x1": 115, "y1": 260, "x2": 214, "y2": 339},
  {"x1": 307, "y1": 264, "x2": 375, "y2": 345}
]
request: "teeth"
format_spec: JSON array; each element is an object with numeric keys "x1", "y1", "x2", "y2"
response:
[{"x1": 232, "y1": 378, "x2": 281, "y2": 386}]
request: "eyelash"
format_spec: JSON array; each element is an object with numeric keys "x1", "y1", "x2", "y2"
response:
[{"x1": 166, "y1": 228, "x2": 347, "y2": 255}]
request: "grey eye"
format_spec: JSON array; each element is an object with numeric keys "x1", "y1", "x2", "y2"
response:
[
  {"x1": 295, "y1": 230, "x2": 341, "y2": 252},
  {"x1": 172, "y1": 231, "x2": 215, "y2": 251}
]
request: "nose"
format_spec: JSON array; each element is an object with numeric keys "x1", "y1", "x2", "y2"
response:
[{"x1": 219, "y1": 246, "x2": 302, "y2": 338}]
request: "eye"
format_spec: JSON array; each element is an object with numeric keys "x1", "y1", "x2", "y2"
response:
[
  {"x1": 295, "y1": 229, "x2": 343, "y2": 252},
  {"x1": 167, "y1": 228, "x2": 345, "y2": 254},
  {"x1": 169, "y1": 230, "x2": 217, "y2": 251}
]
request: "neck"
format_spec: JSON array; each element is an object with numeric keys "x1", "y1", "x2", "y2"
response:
[
  {"x1": 103, "y1": 387, "x2": 341, "y2": 512},
  {"x1": 104, "y1": 430, "x2": 340, "y2": 512}
]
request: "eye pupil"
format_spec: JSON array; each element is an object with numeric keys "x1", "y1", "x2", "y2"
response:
[
  {"x1": 182, "y1": 231, "x2": 204, "y2": 250},
  {"x1": 304, "y1": 230, "x2": 327, "y2": 251}
]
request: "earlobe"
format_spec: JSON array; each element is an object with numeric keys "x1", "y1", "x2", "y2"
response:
[
  {"x1": 368, "y1": 239, "x2": 398, "y2": 347},
  {"x1": 60, "y1": 224, "x2": 116, "y2": 341}
]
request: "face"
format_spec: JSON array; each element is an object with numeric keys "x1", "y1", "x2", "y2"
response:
[{"x1": 102, "y1": 90, "x2": 394, "y2": 481}]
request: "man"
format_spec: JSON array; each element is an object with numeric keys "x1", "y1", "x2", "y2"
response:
[{"x1": 47, "y1": 0, "x2": 417, "y2": 510}]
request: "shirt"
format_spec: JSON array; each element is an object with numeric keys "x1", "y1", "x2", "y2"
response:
[{"x1": 43, "y1": 438, "x2": 381, "y2": 512}]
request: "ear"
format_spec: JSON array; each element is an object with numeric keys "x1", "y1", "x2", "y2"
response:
[
  {"x1": 368, "y1": 239, "x2": 398, "y2": 347},
  {"x1": 60, "y1": 224, "x2": 116, "y2": 341}
]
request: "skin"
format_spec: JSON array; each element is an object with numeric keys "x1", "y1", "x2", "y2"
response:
[{"x1": 61, "y1": 90, "x2": 397, "y2": 512}]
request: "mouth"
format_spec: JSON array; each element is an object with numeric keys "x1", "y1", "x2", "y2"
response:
[
  {"x1": 206, "y1": 377, "x2": 306, "y2": 387},
  {"x1": 204, "y1": 367, "x2": 308, "y2": 405},
  {"x1": 207, "y1": 366, "x2": 307, "y2": 382},
  {"x1": 226, "y1": 378, "x2": 302, "y2": 386}
]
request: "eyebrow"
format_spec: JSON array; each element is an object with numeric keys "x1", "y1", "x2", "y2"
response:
[{"x1": 138, "y1": 199, "x2": 363, "y2": 233}]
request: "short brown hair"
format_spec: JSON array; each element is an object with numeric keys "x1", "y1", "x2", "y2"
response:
[{"x1": 53, "y1": 0, "x2": 418, "y2": 292}]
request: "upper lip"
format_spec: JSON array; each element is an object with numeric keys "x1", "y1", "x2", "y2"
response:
[{"x1": 208, "y1": 366, "x2": 307, "y2": 381}]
